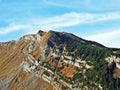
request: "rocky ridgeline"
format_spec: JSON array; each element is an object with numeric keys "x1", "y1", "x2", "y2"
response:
[
  {"x1": 105, "y1": 56, "x2": 120, "y2": 78},
  {"x1": 0, "y1": 30, "x2": 53, "y2": 90},
  {"x1": 0, "y1": 30, "x2": 120, "y2": 90}
]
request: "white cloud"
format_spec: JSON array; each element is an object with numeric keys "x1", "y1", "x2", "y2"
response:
[
  {"x1": 1, "y1": 12, "x2": 120, "y2": 35},
  {"x1": 84, "y1": 30, "x2": 120, "y2": 40},
  {"x1": 38, "y1": 12, "x2": 120, "y2": 30},
  {"x1": 83, "y1": 30, "x2": 120, "y2": 48},
  {"x1": 0, "y1": 24, "x2": 31, "y2": 35}
]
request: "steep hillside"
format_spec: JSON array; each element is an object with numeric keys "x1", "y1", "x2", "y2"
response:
[
  {"x1": 0, "y1": 31, "x2": 53, "y2": 90},
  {"x1": 0, "y1": 30, "x2": 120, "y2": 90}
]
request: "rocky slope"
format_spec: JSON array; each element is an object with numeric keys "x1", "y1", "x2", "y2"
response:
[
  {"x1": 0, "y1": 30, "x2": 120, "y2": 90},
  {"x1": 0, "y1": 31, "x2": 53, "y2": 90}
]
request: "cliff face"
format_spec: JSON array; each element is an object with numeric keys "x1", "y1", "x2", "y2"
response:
[
  {"x1": 0, "y1": 30, "x2": 120, "y2": 90},
  {"x1": 0, "y1": 31, "x2": 53, "y2": 90}
]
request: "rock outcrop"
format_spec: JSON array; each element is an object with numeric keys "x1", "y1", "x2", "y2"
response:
[
  {"x1": 0, "y1": 31, "x2": 53, "y2": 90},
  {"x1": 0, "y1": 30, "x2": 120, "y2": 90}
]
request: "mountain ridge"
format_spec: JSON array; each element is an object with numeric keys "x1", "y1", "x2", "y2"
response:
[
  {"x1": 0, "y1": 30, "x2": 120, "y2": 90},
  {"x1": 48, "y1": 30, "x2": 105, "y2": 47}
]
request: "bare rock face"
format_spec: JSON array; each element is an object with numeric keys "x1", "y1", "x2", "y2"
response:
[
  {"x1": 20, "y1": 34, "x2": 42, "y2": 41},
  {"x1": 0, "y1": 30, "x2": 120, "y2": 90},
  {"x1": 0, "y1": 32, "x2": 53, "y2": 90},
  {"x1": 38, "y1": 30, "x2": 46, "y2": 36}
]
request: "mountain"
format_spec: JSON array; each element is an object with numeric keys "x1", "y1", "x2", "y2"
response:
[{"x1": 0, "y1": 30, "x2": 120, "y2": 90}]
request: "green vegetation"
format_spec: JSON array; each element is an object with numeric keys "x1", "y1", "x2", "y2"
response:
[
  {"x1": 44, "y1": 62, "x2": 54, "y2": 71},
  {"x1": 43, "y1": 71, "x2": 50, "y2": 76},
  {"x1": 49, "y1": 31, "x2": 120, "y2": 89}
]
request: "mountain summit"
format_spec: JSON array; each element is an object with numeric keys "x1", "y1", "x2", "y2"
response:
[{"x1": 0, "y1": 30, "x2": 120, "y2": 90}]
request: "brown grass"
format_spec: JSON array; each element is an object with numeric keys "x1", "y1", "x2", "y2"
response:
[
  {"x1": 113, "y1": 67, "x2": 120, "y2": 78},
  {"x1": 61, "y1": 66, "x2": 76, "y2": 78}
]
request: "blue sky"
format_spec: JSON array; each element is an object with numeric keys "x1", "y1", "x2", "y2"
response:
[{"x1": 0, "y1": 0, "x2": 120, "y2": 48}]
